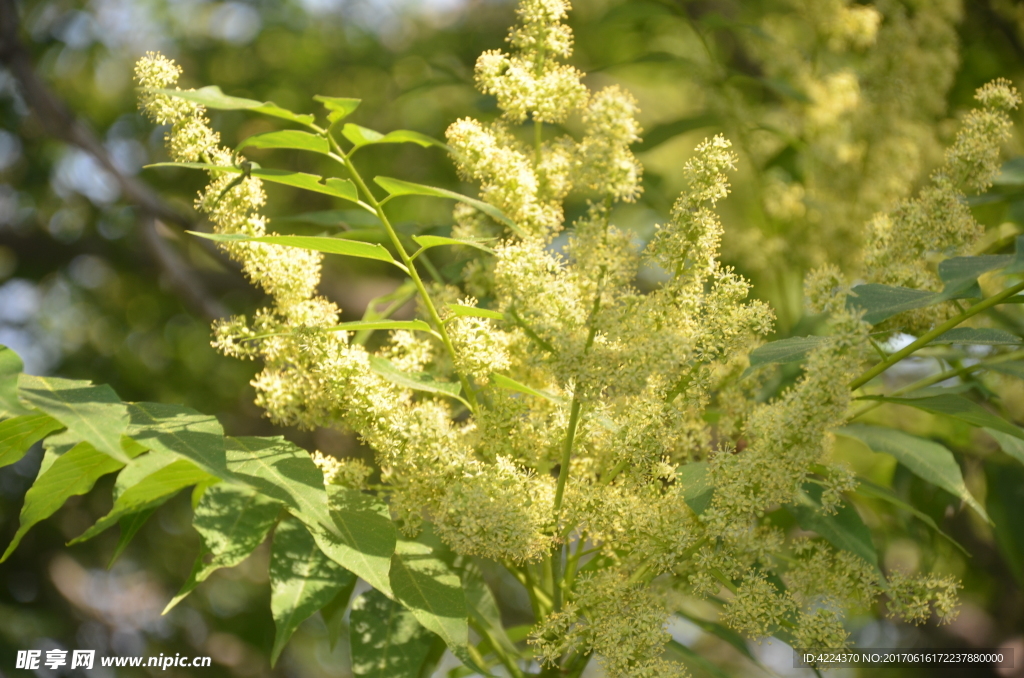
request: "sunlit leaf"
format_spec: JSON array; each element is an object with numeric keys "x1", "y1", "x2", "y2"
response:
[
  {"x1": 370, "y1": 356, "x2": 464, "y2": 403},
  {"x1": 373, "y1": 176, "x2": 518, "y2": 231},
  {"x1": 238, "y1": 130, "x2": 330, "y2": 155},
  {"x1": 490, "y1": 373, "x2": 564, "y2": 404},
  {"x1": 0, "y1": 413, "x2": 63, "y2": 470},
  {"x1": 314, "y1": 95, "x2": 361, "y2": 124},
  {"x1": 189, "y1": 232, "x2": 397, "y2": 265},
  {"x1": 127, "y1": 403, "x2": 231, "y2": 480},
  {"x1": 147, "y1": 162, "x2": 360, "y2": 202},
  {"x1": 155, "y1": 87, "x2": 316, "y2": 127},
  {"x1": 412, "y1": 235, "x2": 495, "y2": 255},
  {"x1": 0, "y1": 345, "x2": 30, "y2": 417},
  {"x1": 351, "y1": 588, "x2": 437, "y2": 678},
  {"x1": 446, "y1": 304, "x2": 503, "y2": 320}
]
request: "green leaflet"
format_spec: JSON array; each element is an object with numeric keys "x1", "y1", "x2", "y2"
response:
[
  {"x1": 666, "y1": 639, "x2": 733, "y2": 678},
  {"x1": 114, "y1": 449, "x2": 179, "y2": 500},
  {"x1": 314, "y1": 95, "x2": 361, "y2": 124},
  {"x1": 108, "y1": 508, "x2": 158, "y2": 567},
  {"x1": 327, "y1": 320, "x2": 433, "y2": 334},
  {"x1": 461, "y1": 559, "x2": 519, "y2": 664},
  {"x1": 851, "y1": 477, "x2": 967, "y2": 555},
  {"x1": 985, "y1": 460, "x2": 1024, "y2": 586},
  {"x1": 127, "y1": 402, "x2": 232, "y2": 479},
  {"x1": 932, "y1": 327, "x2": 1021, "y2": 345},
  {"x1": 369, "y1": 356, "x2": 466, "y2": 405},
  {"x1": 745, "y1": 335, "x2": 825, "y2": 371},
  {"x1": 373, "y1": 176, "x2": 519, "y2": 232},
  {"x1": 676, "y1": 462, "x2": 713, "y2": 515},
  {"x1": 342, "y1": 124, "x2": 446, "y2": 150},
  {"x1": 490, "y1": 373, "x2": 564, "y2": 404},
  {"x1": 226, "y1": 437, "x2": 396, "y2": 595},
  {"x1": 165, "y1": 483, "x2": 282, "y2": 612},
  {"x1": 0, "y1": 413, "x2": 63, "y2": 469},
  {"x1": 862, "y1": 393, "x2": 1024, "y2": 442},
  {"x1": 0, "y1": 345, "x2": 30, "y2": 417},
  {"x1": 411, "y1": 235, "x2": 495, "y2": 256},
  {"x1": 321, "y1": 578, "x2": 359, "y2": 651},
  {"x1": 1, "y1": 441, "x2": 124, "y2": 561},
  {"x1": 69, "y1": 459, "x2": 214, "y2": 544},
  {"x1": 446, "y1": 304, "x2": 504, "y2": 321},
  {"x1": 786, "y1": 484, "x2": 878, "y2": 567},
  {"x1": 237, "y1": 130, "x2": 330, "y2": 155},
  {"x1": 984, "y1": 427, "x2": 1024, "y2": 467},
  {"x1": 275, "y1": 209, "x2": 381, "y2": 229},
  {"x1": 18, "y1": 374, "x2": 130, "y2": 463},
  {"x1": 148, "y1": 162, "x2": 360, "y2": 203},
  {"x1": 837, "y1": 424, "x2": 989, "y2": 523},
  {"x1": 389, "y1": 539, "x2": 482, "y2": 675},
  {"x1": 154, "y1": 86, "x2": 316, "y2": 127},
  {"x1": 351, "y1": 587, "x2": 438, "y2": 678},
  {"x1": 354, "y1": 280, "x2": 418, "y2": 345},
  {"x1": 846, "y1": 285, "x2": 948, "y2": 325},
  {"x1": 270, "y1": 518, "x2": 354, "y2": 666},
  {"x1": 190, "y1": 232, "x2": 396, "y2": 265}
]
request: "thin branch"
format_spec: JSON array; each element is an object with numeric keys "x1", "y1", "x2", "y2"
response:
[{"x1": 0, "y1": 0, "x2": 229, "y2": 321}]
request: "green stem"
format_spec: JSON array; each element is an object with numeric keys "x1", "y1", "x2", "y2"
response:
[
  {"x1": 326, "y1": 134, "x2": 480, "y2": 415},
  {"x1": 849, "y1": 279, "x2": 1024, "y2": 391}
]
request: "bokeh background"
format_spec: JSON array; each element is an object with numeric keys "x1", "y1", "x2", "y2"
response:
[{"x1": 2, "y1": 0, "x2": 1024, "y2": 676}]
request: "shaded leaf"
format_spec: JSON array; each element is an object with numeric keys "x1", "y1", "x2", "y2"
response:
[
  {"x1": 69, "y1": 460, "x2": 213, "y2": 544},
  {"x1": 18, "y1": 374, "x2": 130, "y2": 463},
  {"x1": 226, "y1": 437, "x2": 396, "y2": 595},
  {"x1": 933, "y1": 328, "x2": 1020, "y2": 345},
  {"x1": 321, "y1": 578, "x2": 359, "y2": 651},
  {"x1": 836, "y1": 424, "x2": 989, "y2": 522},
  {"x1": 666, "y1": 639, "x2": 733, "y2": 678},
  {"x1": 165, "y1": 483, "x2": 282, "y2": 612},
  {"x1": 389, "y1": 539, "x2": 481, "y2": 674},
  {"x1": 787, "y1": 484, "x2": 877, "y2": 567},
  {"x1": 128, "y1": 403, "x2": 231, "y2": 479},
  {"x1": 851, "y1": 477, "x2": 967, "y2": 555},
  {"x1": 351, "y1": 588, "x2": 437, "y2": 678},
  {"x1": 862, "y1": 393, "x2": 1024, "y2": 442},
  {"x1": 373, "y1": 176, "x2": 518, "y2": 232},
  {"x1": 238, "y1": 130, "x2": 330, "y2": 155},
  {"x1": 744, "y1": 335, "x2": 824, "y2": 375},
  {"x1": 155, "y1": 87, "x2": 315, "y2": 127},
  {"x1": 937, "y1": 255, "x2": 1012, "y2": 285},
  {"x1": 270, "y1": 518, "x2": 353, "y2": 666},
  {"x1": 985, "y1": 427, "x2": 1024, "y2": 467},
  {"x1": 988, "y1": 361, "x2": 1024, "y2": 380},
  {"x1": 275, "y1": 209, "x2": 381, "y2": 229},
  {"x1": 677, "y1": 462, "x2": 713, "y2": 515},
  {"x1": 1, "y1": 442, "x2": 124, "y2": 561},
  {"x1": 0, "y1": 413, "x2": 63, "y2": 470},
  {"x1": 846, "y1": 285, "x2": 945, "y2": 325},
  {"x1": 108, "y1": 508, "x2": 158, "y2": 567},
  {"x1": 634, "y1": 113, "x2": 718, "y2": 153},
  {"x1": 985, "y1": 461, "x2": 1024, "y2": 586},
  {"x1": 190, "y1": 232, "x2": 396, "y2": 265}
]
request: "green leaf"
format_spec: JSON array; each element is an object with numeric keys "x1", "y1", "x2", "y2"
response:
[
  {"x1": 127, "y1": 403, "x2": 231, "y2": 479},
  {"x1": 490, "y1": 373, "x2": 564, "y2": 404},
  {"x1": 933, "y1": 327, "x2": 1020, "y2": 345},
  {"x1": 987, "y1": 361, "x2": 1024, "y2": 380},
  {"x1": 321, "y1": 578, "x2": 359, "y2": 651},
  {"x1": 674, "y1": 609, "x2": 764, "y2": 669},
  {"x1": 0, "y1": 413, "x2": 63, "y2": 469},
  {"x1": 938, "y1": 255, "x2": 1012, "y2": 285},
  {"x1": 108, "y1": 508, "x2": 157, "y2": 567},
  {"x1": 369, "y1": 357, "x2": 465, "y2": 404},
  {"x1": 327, "y1": 320, "x2": 433, "y2": 334},
  {"x1": 147, "y1": 162, "x2": 360, "y2": 202},
  {"x1": 744, "y1": 335, "x2": 824, "y2": 374},
  {"x1": 165, "y1": 483, "x2": 282, "y2": 612},
  {"x1": 154, "y1": 87, "x2": 315, "y2": 127},
  {"x1": 389, "y1": 539, "x2": 480, "y2": 673},
  {"x1": 1, "y1": 441, "x2": 124, "y2": 561},
  {"x1": 846, "y1": 285, "x2": 943, "y2": 325},
  {"x1": 18, "y1": 374, "x2": 130, "y2": 463},
  {"x1": 238, "y1": 130, "x2": 330, "y2": 155},
  {"x1": 786, "y1": 484, "x2": 877, "y2": 567},
  {"x1": 114, "y1": 449, "x2": 179, "y2": 500},
  {"x1": 351, "y1": 588, "x2": 438, "y2": 678},
  {"x1": 666, "y1": 639, "x2": 733, "y2": 678},
  {"x1": 851, "y1": 477, "x2": 968, "y2": 555},
  {"x1": 445, "y1": 304, "x2": 503, "y2": 321},
  {"x1": 270, "y1": 518, "x2": 353, "y2": 666},
  {"x1": 677, "y1": 462, "x2": 713, "y2": 515},
  {"x1": 985, "y1": 460, "x2": 1024, "y2": 586},
  {"x1": 355, "y1": 280, "x2": 419, "y2": 345},
  {"x1": 634, "y1": 113, "x2": 718, "y2": 153},
  {"x1": 343, "y1": 123, "x2": 385, "y2": 146},
  {"x1": 189, "y1": 232, "x2": 397, "y2": 265},
  {"x1": 461, "y1": 559, "x2": 519, "y2": 663},
  {"x1": 862, "y1": 393, "x2": 1024, "y2": 442},
  {"x1": 70, "y1": 459, "x2": 214, "y2": 544},
  {"x1": 0, "y1": 345, "x2": 30, "y2": 417},
  {"x1": 412, "y1": 235, "x2": 494, "y2": 256},
  {"x1": 225, "y1": 437, "x2": 396, "y2": 595},
  {"x1": 984, "y1": 427, "x2": 1024, "y2": 467},
  {"x1": 836, "y1": 424, "x2": 989, "y2": 523},
  {"x1": 275, "y1": 209, "x2": 382, "y2": 229},
  {"x1": 373, "y1": 177, "x2": 519, "y2": 232},
  {"x1": 314, "y1": 95, "x2": 361, "y2": 124}
]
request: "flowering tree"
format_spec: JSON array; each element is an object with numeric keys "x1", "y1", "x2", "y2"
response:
[{"x1": 2, "y1": 1, "x2": 1023, "y2": 676}]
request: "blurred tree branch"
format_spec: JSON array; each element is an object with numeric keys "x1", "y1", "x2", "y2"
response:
[{"x1": 0, "y1": 0, "x2": 228, "y2": 320}]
